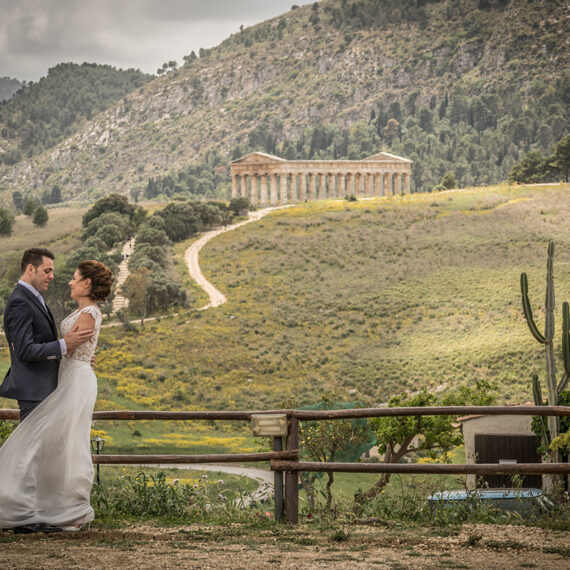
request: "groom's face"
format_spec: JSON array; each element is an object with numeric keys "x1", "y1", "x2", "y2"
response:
[{"x1": 28, "y1": 256, "x2": 55, "y2": 292}]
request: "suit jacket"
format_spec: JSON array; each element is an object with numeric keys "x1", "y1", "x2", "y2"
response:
[{"x1": 0, "y1": 284, "x2": 62, "y2": 401}]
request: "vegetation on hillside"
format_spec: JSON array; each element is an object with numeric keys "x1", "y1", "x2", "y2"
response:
[
  {"x1": 0, "y1": 0, "x2": 567, "y2": 204},
  {"x1": 83, "y1": 186, "x2": 569, "y2": 436},
  {"x1": 0, "y1": 63, "x2": 151, "y2": 166}
]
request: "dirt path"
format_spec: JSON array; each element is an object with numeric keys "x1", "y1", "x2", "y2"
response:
[
  {"x1": 159, "y1": 464, "x2": 274, "y2": 505},
  {"x1": 1, "y1": 522, "x2": 568, "y2": 568},
  {"x1": 185, "y1": 207, "x2": 291, "y2": 310},
  {"x1": 111, "y1": 237, "x2": 135, "y2": 314}
]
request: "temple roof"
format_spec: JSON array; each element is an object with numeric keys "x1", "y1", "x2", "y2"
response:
[
  {"x1": 366, "y1": 152, "x2": 412, "y2": 163},
  {"x1": 230, "y1": 152, "x2": 286, "y2": 165},
  {"x1": 231, "y1": 151, "x2": 412, "y2": 165}
]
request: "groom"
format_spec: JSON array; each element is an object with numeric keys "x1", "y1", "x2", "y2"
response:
[{"x1": 0, "y1": 247, "x2": 93, "y2": 421}]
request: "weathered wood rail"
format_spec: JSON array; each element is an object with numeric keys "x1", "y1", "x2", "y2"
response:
[{"x1": 1, "y1": 405, "x2": 569, "y2": 524}]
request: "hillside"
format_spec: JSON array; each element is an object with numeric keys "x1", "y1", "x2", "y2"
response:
[
  {"x1": 0, "y1": 63, "x2": 152, "y2": 174},
  {"x1": 85, "y1": 184, "x2": 570, "y2": 414},
  {"x1": 0, "y1": 77, "x2": 22, "y2": 102},
  {"x1": 0, "y1": 0, "x2": 567, "y2": 206},
  {"x1": 1, "y1": 183, "x2": 569, "y2": 453}
]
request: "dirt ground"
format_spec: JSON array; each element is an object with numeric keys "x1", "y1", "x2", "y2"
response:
[{"x1": 1, "y1": 522, "x2": 568, "y2": 569}]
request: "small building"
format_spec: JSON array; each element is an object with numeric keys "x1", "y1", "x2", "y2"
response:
[{"x1": 459, "y1": 407, "x2": 541, "y2": 490}]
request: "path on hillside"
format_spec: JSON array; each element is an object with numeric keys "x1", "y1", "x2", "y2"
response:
[
  {"x1": 158, "y1": 463, "x2": 274, "y2": 505},
  {"x1": 111, "y1": 237, "x2": 135, "y2": 314},
  {"x1": 185, "y1": 206, "x2": 291, "y2": 310}
]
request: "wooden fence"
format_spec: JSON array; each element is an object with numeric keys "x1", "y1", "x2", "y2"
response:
[{"x1": 1, "y1": 405, "x2": 570, "y2": 524}]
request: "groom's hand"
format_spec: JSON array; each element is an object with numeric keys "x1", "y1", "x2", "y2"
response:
[{"x1": 64, "y1": 327, "x2": 94, "y2": 351}]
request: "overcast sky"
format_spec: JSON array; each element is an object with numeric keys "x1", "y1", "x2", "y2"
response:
[{"x1": 0, "y1": 1, "x2": 307, "y2": 82}]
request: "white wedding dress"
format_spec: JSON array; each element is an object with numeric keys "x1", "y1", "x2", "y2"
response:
[{"x1": 0, "y1": 304, "x2": 102, "y2": 529}]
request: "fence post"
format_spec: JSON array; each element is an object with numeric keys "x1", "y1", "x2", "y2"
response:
[
  {"x1": 285, "y1": 416, "x2": 299, "y2": 524},
  {"x1": 273, "y1": 437, "x2": 284, "y2": 521}
]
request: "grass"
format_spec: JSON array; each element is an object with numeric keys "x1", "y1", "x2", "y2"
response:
[
  {"x1": 87, "y1": 184, "x2": 570, "y2": 422},
  {"x1": 0, "y1": 206, "x2": 86, "y2": 272},
  {"x1": 1, "y1": 184, "x2": 570, "y2": 460}
]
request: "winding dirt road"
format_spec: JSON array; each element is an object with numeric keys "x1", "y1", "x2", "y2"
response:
[{"x1": 184, "y1": 207, "x2": 288, "y2": 310}]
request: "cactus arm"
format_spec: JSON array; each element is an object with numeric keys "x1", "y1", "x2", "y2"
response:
[
  {"x1": 520, "y1": 273, "x2": 545, "y2": 343},
  {"x1": 558, "y1": 372, "x2": 570, "y2": 394},
  {"x1": 563, "y1": 301, "x2": 570, "y2": 375},
  {"x1": 558, "y1": 302, "x2": 570, "y2": 393},
  {"x1": 532, "y1": 374, "x2": 550, "y2": 450}
]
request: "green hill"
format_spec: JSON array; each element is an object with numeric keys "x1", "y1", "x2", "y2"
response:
[
  {"x1": 90, "y1": 184, "x2": 570, "y2": 414},
  {"x1": 0, "y1": 0, "x2": 567, "y2": 206},
  {"x1": 1, "y1": 183, "x2": 569, "y2": 452}
]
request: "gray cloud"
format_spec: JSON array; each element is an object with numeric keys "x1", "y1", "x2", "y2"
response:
[{"x1": 0, "y1": 0, "x2": 303, "y2": 81}]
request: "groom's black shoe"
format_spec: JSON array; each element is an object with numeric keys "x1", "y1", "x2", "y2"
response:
[
  {"x1": 14, "y1": 524, "x2": 44, "y2": 534},
  {"x1": 14, "y1": 523, "x2": 63, "y2": 534}
]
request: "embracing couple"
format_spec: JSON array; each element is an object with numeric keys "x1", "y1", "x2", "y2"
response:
[{"x1": 0, "y1": 247, "x2": 113, "y2": 533}]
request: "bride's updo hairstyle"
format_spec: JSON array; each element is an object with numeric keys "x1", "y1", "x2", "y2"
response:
[{"x1": 77, "y1": 260, "x2": 114, "y2": 302}]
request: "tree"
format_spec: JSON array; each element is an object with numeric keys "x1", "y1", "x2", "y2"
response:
[
  {"x1": 359, "y1": 381, "x2": 497, "y2": 503},
  {"x1": 441, "y1": 171, "x2": 457, "y2": 189},
  {"x1": 508, "y1": 151, "x2": 545, "y2": 183},
  {"x1": 32, "y1": 205, "x2": 49, "y2": 226},
  {"x1": 121, "y1": 267, "x2": 152, "y2": 327},
  {"x1": 382, "y1": 118, "x2": 400, "y2": 145},
  {"x1": 298, "y1": 398, "x2": 376, "y2": 509},
  {"x1": 23, "y1": 197, "x2": 37, "y2": 216},
  {"x1": 0, "y1": 206, "x2": 15, "y2": 235},
  {"x1": 552, "y1": 133, "x2": 570, "y2": 182},
  {"x1": 82, "y1": 211, "x2": 133, "y2": 247},
  {"x1": 82, "y1": 193, "x2": 136, "y2": 227}
]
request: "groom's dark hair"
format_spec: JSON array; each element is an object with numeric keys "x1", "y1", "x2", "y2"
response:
[{"x1": 20, "y1": 247, "x2": 55, "y2": 274}]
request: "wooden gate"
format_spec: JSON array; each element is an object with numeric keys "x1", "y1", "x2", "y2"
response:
[{"x1": 475, "y1": 434, "x2": 542, "y2": 488}]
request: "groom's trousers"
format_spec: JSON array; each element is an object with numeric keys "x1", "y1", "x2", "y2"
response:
[{"x1": 17, "y1": 400, "x2": 41, "y2": 422}]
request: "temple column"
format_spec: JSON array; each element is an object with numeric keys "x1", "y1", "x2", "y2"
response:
[
  {"x1": 318, "y1": 173, "x2": 326, "y2": 200},
  {"x1": 328, "y1": 173, "x2": 336, "y2": 198},
  {"x1": 355, "y1": 173, "x2": 362, "y2": 197},
  {"x1": 232, "y1": 175, "x2": 239, "y2": 199},
  {"x1": 260, "y1": 174, "x2": 268, "y2": 205},
  {"x1": 337, "y1": 173, "x2": 344, "y2": 198},
  {"x1": 346, "y1": 173, "x2": 353, "y2": 197},
  {"x1": 374, "y1": 173, "x2": 381, "y2": 196},
  {"x1": 240, "y1": 174, "x2": 248, "y2": 198},
  {"x1": 270, "y1": 173, "x2": 279, "y2": 205},
  {"x1": 364, "y1": 173, "x2": 372, "y2": 197},
  {"x1": 404, "y1": 172, "x2": 411, "y2": 193},
  {"x1": 299, "y1": 173, "x2": 307, "y2": 201},
  {"x1": 308, "y1": 173, "x2": 316, "y2": 200},
  {"x1": 249, "y1": 175, "x2": 258, "y2": 206},
  {"x1": 290, "y1": 174, "x2": 298, "y2": 202},
  {"x1": 280, "y1": 172, "x2": 288, "y2": 204},
  {"x1": 383, "y1": 172, "x2": 391, "y2": 196},
  {"x1": 394, "y1": 172, "x2": 401, "y2": 195}
]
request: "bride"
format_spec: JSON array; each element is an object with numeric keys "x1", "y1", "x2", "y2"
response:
[{"x1": 0, "y1": 260, "x2": 113, "y2": 532}]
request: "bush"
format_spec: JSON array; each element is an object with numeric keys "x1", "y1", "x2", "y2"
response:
[
  {"x1": 0, "y1": 206, "x2": 15, "y2": 235},
  {"x1": 32, "y1": 205, "x2": 49, "y2": 226}
]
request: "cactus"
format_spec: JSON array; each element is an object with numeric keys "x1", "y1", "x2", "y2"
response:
[{"x1": 520, "y1": 241, "x2": 570, "y2": 456}]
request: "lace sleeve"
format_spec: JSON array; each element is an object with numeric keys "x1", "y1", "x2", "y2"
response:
[{"x1": 62, "y1": 305, "x2": 102, "y2": 363}]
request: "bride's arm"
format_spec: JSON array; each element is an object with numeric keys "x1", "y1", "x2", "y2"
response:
[{"x1": 64, "y1": 312, "x2": 95, "y2": 354}]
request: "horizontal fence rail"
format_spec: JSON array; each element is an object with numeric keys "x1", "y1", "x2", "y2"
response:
[
  {"x1": 93, "y1": 450, "x2": 298, "y2": 464},
  {"x1": 270, "y1": 461, "x2": 570, "y2": 475},
  {"x1": 1, "y1": 406, "x2": 569, "y2": 422},
  {"x1": 2, "y1": 405, "x2": 570, "y2": 524}
]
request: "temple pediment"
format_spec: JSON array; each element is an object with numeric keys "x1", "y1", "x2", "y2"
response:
[
  {"x1": 231, "y1": 152, "x2": 286, "y2": 165},
  {"x1": 366, "y1": 152, "x2": 412, "y2": 163}
]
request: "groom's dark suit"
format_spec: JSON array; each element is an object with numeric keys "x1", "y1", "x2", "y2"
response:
[{"x1": 0, "y1": 284, "x2": 62, "y2": 405}]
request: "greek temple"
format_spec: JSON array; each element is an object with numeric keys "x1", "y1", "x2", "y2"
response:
[{"x1": 230, "y1": 151, "x2": 412, "y2": 206}]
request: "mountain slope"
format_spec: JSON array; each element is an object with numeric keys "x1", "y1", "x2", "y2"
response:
[{"x1": 0, "y1": 0, "x2": 567, "y2": 204}]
